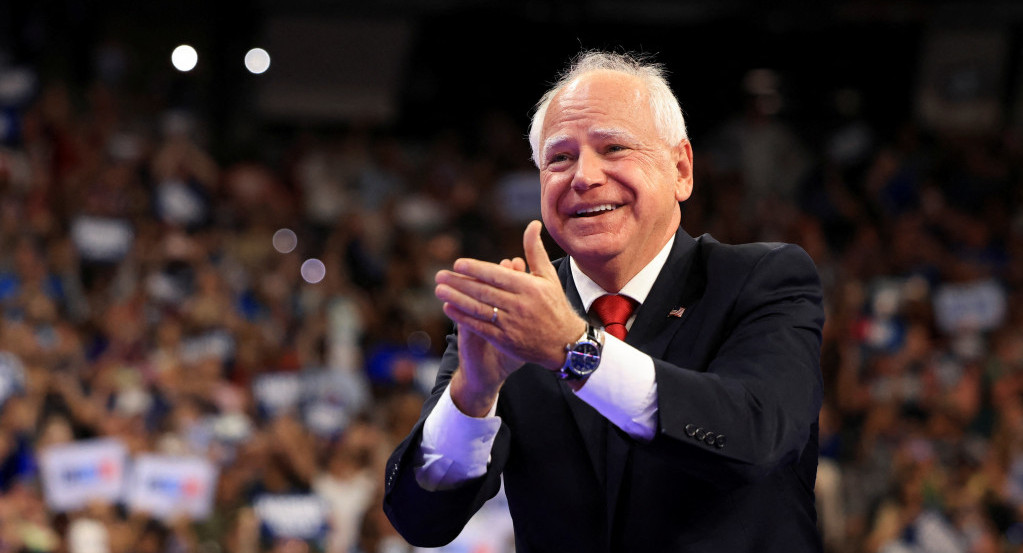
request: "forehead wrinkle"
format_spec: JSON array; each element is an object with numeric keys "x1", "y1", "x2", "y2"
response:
[{"x1": 590, "y1": 127, "x2": 639, "y2": 144}]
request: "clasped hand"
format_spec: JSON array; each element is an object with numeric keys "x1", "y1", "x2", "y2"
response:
[{"x1": 435, "y1": 220, "x2": 586, "y2": 415}]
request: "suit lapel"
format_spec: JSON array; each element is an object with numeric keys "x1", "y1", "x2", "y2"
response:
[{"x1": 626, "y1": 229, "x2": 704, "y2": 357}]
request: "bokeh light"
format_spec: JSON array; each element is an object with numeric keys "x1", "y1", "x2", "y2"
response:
[
  {"x1": 407, "y1": 330, "x2": 432, "y2": 354},
  {"x1": 300, "y1": 258, "x2": 326, "y2": 284},
  {"x1": 272, "y1": 228, "x2": 297, "y2": 253},
  {"x1": 171, "y1": 45, "x2": 198, "y2": 72},
  {"x1": 244, "y1": 48, "x2": 271, "y2": 74}
]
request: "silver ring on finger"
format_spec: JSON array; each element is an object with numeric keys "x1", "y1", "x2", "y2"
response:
[{"x1": 490, "y1": 305, "x2": 499, "y2": 323}]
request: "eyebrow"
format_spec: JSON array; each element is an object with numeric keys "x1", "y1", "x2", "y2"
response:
[
  {"x1": 541, "y1": 134, "x2": 573, "y2": 163},
  {"x1": 541, "y1": 128, "x2": 640, "y2": 162}
]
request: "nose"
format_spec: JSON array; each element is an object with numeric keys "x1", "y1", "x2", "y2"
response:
[{"x1": 571, "y1": 147, "x2": 605, "y2": 191}]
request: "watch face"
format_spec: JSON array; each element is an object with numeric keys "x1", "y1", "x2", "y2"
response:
[{"x1": 569, "y1": 341, "x2": 601, "y2": 375}]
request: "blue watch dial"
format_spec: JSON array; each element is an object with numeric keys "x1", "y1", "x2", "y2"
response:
[
  {"x1": 569, "y1": 342, "x2": 601, "y2": 374},
  {"x1": 558, "y1": 325, "x2": 604, "y2": 381}
]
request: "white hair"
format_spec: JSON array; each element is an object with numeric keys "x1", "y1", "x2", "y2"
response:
[{"x1": 528, "y1": 50, "x2": 688, "y2": 168}]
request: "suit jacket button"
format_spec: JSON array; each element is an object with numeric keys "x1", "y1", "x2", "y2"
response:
[
  {"x1": 704, "y1": 431, "x2": 716, "y2": 445},
  {"x1": 694, "y1": 428, "x2": 706, "y2": 441},
  {"x1": 685, "y1": 424, "x2": 698, "y2": 437},
  {"x1": 715, "y1": 435, "x2": 727, "y2": 448}
]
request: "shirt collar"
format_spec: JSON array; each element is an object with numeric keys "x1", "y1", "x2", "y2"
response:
[{"x1": 569, "y1": 234, "x2": 676, "y2": 313}]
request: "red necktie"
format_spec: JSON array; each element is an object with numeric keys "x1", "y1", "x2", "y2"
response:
[{"x1": 590, "y1": 294, "x2": 637, "y2": 340}]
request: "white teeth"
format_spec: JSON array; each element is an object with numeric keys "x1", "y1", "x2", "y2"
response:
[{"x1": 576, "y1": 204, "x2": 617, "y2": 216}]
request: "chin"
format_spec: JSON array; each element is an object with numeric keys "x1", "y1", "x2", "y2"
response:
[{"x1": 562, "y1": 237, "x2": 625, "y2": 265}]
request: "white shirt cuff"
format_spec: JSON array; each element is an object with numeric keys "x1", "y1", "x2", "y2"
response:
[
  {"x1": 414, "y1": 385, "x2": 501, "y2": 491},
  {"x1": 575, "y1": 334, "x2": 658, "y2": 441}
]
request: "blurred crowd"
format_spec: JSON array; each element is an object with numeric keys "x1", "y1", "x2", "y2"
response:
[{"x1": 1, "y1": 47, "x2": 1023, "y2": 553}]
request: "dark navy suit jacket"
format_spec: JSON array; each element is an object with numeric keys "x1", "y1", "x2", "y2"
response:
[{"x1": 384, "y1": 227, "x2": 825, "y2": 552}]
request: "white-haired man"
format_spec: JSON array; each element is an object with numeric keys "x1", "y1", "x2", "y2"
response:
[{"x1": 384, "y1": 51, "x2": 825, "y2": 552}]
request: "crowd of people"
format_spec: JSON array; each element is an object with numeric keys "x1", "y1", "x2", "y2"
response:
[{"x1": 0, "y1": 46, "x2": 1022, "y2": 553}]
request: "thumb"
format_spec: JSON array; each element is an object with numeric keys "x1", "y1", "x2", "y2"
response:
[{"x1": 523, "y1": 220, "x2": 557, "y2": 280}]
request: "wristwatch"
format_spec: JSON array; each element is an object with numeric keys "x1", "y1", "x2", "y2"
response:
[{"x1": 557, "y1": 324, "x2": 604, "y2": 381}]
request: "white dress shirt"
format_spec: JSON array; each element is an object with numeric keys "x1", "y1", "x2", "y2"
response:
[{"x1": 414, "y1": 236, "x2": 674, "y2": 490}]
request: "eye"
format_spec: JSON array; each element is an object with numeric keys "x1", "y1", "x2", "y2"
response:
[
  {"x1": 606, "y1": 144, "x2": 628, "y2": 154},
  {"x1": 545, "y1": 152, "x2": 573, "y2": 169}
]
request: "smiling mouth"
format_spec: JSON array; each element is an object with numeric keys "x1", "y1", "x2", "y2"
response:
[{"x1": 574, "y1": 204, "x2": 620, "y2": 217}]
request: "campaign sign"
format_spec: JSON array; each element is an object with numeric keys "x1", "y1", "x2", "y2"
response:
[
  {"x1": 253, "y1": 373, "x2": 304, "y2": 417},
  {"x1": 125, "y1": 454, "x2": 217, "y2": 521},
  {"x1": 40, "y1": 439, "x2": 128, "y2": 512},
  {"x1": 254, "y1": 494, "x2": 328, "y2": 541},
  {"x1": 69, "y1": 215, "x2": 134, "y2": 262},
  {"x1": 304, "y1": 400, "x2": 348, "y2": 438},
  {"x1": 302, "y1": 369, "x2": 368, "y2": 413},
  {"x1": 934, "y1": 279, "x2": 1006, "y2": 334}
]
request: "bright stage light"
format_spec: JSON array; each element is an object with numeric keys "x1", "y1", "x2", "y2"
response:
[
  {"x1": 301, "y1": 258, "x2": 326, "y2": 284},
  {"x1": 171, "y1": 45, "x2": 198, "y2": 72},
  {"x1": 272, "y1": 228, "x2": 297, "y2": 253},
  {"x1": 244, "y1": 48, "x2": 271, "y2": 74}
]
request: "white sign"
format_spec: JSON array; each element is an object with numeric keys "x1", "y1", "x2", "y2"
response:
[
  {"x1": 254, "y1": 494, "x2": 328, "y2": 540},
  {"x1": 302, "y1": 370, "x2": 367, "y2": 411},
  {"x1": 304, "y1": 400, "x2": 348, "y2": 437},
  {"x1": 40, "y1": 439, "x2": 128, "y2": 512},
  {"x1": 125, "y1": 454, "x2": 217, "y2": 521},
  {"x1": 934, "y1": 279, "x2": 1006, "y2": 333},
  {"x1": 253, "y1": 373, "x2": 304, "y2": 416},
  {"x1": 70, "y1": 216, "x2": 134, "y2": 262}
]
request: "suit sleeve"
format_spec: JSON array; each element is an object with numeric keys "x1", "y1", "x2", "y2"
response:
[
  {"x1": 650, "y1": 243, "x2": 824, "y2": 485},
  {"x1": 382, "y1": 333, "x2": 508, "y2": 547}
]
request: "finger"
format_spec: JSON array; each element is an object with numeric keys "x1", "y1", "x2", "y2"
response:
[
  {"x1": 436, "y1": 268, "x2": 494, "y2": 288},
  {"x1": 443, "y1": 303, "x2": 502, "y2": 341},
  {"x1": 523, "y1": 220, "x2": 557, "y2": 280},
  {"x1": 436, "y1": 271, "x2": 515, "y2": 308},
  {"x1": 499, "y1": 258, "x2": 527, "y2": 272},
  {"x1": 435, "y1": 281, "x2": 508, "y2": 323},
  {"x1": 451, "y1": 258, "x2": 520, "y2": 291}
]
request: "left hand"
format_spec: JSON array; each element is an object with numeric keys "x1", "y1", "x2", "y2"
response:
[{"x1": 435, "y1": 220, "x2": 586, "y2": 370}]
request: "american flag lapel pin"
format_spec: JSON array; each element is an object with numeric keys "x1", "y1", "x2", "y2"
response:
[{"x1": 668, "y1": 306, "x2": 685, "y2": 318}]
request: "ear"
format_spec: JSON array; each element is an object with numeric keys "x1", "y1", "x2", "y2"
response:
[{"x1": 672, "y1": 139, "x2": 694, "y2": 202}]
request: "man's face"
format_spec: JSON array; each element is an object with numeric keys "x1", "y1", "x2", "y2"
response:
[{"x1": 538, "y1": 71, "x2": 693, "y2": 287}]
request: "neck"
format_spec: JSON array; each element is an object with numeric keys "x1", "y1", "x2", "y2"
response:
[
  {"x1": 575, "y1": 227, "x2": 677, "y2": 293},
  {"x1": 576, "y1": 256, "x2": 643, "y2": 293}
]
